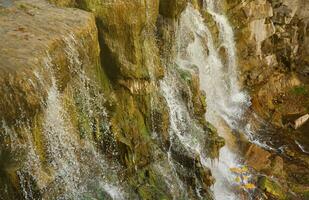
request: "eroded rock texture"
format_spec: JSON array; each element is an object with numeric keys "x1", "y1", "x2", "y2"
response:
[
  {"x1": 0, "y1": 0, "x2": 223, "y2": 199},
  {"x1": 224, "y1": 0, "x2": 309, "y2": 125},
  {"x1": 222, "y1": 0, "x2": 309, "y2": 198},
  {"x1": 1, "y1": 0, "x2": 308, "y2": 199}
]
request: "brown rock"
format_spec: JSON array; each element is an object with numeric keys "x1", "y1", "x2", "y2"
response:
[
  {"x1": 271, "y1": 156, "x2": 284, "y2": 177},
  {"x1": 245, "y1": 144, "x2": 271, "y2": 171}
]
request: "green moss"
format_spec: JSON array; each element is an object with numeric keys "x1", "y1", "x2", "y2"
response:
[
  {"x1": 259, "y1": 177, "x2": 286, "y2": 200},
  {"x1": 48, "y1": 0, "x2": 76, "y2": 7},
  {"x1": 130, "y1": 168, "x2": 171, "y2": 200},
  {"x1": 303, "y1": 190, "x2": 309, "y2": 200},
  {"x1": 178, "y1": 68, "x2": 192, "y2": 82},
  {"x1": 16, "y1": 2, "x2": 40, "y2": 10},
  {"x1": 200, "y1": 92, "x2": 207, "y2": 111},
  {"x1": 290, "y1": 86, "x2": 308, "y2": 95},
  {"x1": 32, "y1": 114, "x2": 47, "y2": 166}
]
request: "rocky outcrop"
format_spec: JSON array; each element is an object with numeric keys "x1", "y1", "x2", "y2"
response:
[
  {"x1": 258, "y1": 176, "x2": 286, "y2": 200},
  {"x1": 6, "y1": 0, "x2": 308, "y2": 199},
  {"x1": 0, "y1": 0, "x2": 104, "y2": 199},
  {"x1": 224, "y1": 0, "x2": 309, "y2": 126},
  {"x1": 0, "y1": 0, "x2": 224, "y2": 199},
  {"x1": 0, "y1": 0, "x2": 98, "y2": 125},
  {"x1": 219, "y1": 1, "x2": 309, "y2": 198}
]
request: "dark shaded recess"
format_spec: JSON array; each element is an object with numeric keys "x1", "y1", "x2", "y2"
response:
[
  {"x1": 170, "y1": 147, "x2": 196, "y2": 169},
  {"x1": 159, "y1": 0, "x2": 186, "y2": 19},
  {"x1": 95, "y1": 18, "x2": 121, "y2": 83},
  {"x1": 0, "y1": 153, "x2": 22, "y2": 200}
]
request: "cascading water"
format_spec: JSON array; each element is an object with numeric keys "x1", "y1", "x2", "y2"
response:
[
  {"x1": 160, "y1": 69, "x2": 210, "y2": 199},
  {"x1": 41, "y1": 35, "x2": 125, "y2": 199},
  {"x1": 1, "y1": 34, "x2": 126, "y2": 200},
  {"x1": 202, "y1": 0, "x2": 272, "y2": 150},
  {"x1": 156, "y1": 2, "x2": 250, "y2": 198},
  {"x1": 176, "y1": 2, "x2": 253, "y2": 200},
  {"x1": 161, "y1": 74, "x2": 201, "y2": 154}
]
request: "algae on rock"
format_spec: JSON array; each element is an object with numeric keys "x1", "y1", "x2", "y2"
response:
[{"x1": 0, "y1": 0, "x2": 227, "y2": 199}]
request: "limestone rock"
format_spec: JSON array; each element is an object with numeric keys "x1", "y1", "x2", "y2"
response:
[
  {"x1": 0, "y1": 0, "x2": 98, "y2": 125},
  {"x1": 245, "y1": 144, "x2": 271, "y2": 171},
  {"x1": 226, "y1": 0, "x2": 309, "y2": 129},
  {"x1": 243, "y1": 0, "x2": 273, "y2": 20},
  {"x1": 0, "y1": 0, "x2": 101, "y2": 198},
  {"x1": 77, "y1": 0, "x2": 161, "y2": 80},
  {"x1": 271, "y1": 156, "x2": 285, "y2": 177}
]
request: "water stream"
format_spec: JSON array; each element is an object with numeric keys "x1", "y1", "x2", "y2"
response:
[
  {"x1": 1, "y1": 34, "x2": 126, "y2": 200},
  {"x1": 160, "y1": 69, "x2": 206, "y2": 199},
  {"x1": 176, "y1": 2, "x2": 252, "y2": 199},
  {"x1": 1, "y1": 1, "x2": 294, "y2": 199},
  {"x1": 42, "y1": 35, "x2": 124, "y2": 199}
]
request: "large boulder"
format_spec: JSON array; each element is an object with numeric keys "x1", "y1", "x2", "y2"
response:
[
  {"x1": 0, "y1": 0, "x2": 99, "y2": 124},
  {"x1": 76, "y1": 0, "x2": 162, "y2": 80},
  {"x1": 245, "y1": 144, "x2": 272, "y2": 171},
  {"x1": 0, "y1": 0, "x2": 102, "y2": 199}
]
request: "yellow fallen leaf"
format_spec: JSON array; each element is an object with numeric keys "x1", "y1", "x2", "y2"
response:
[
  {"x1": 235, "y1": 176, "x2": 241, "y2": 183},
  {"x1": 230, "y1": 167, "x2": 248, "y2": 174},
  {"x1": 230, "y1": 167, "x2": 243, "y2": 174},
  {"x1": 243, "y1": 183, "x2": 256, "y2": 190},
  {"x1": 241, "y1": 166, "x2": 248, "y2": 172}
]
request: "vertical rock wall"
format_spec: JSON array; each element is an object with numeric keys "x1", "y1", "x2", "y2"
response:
[
  {"x1": 224, "y1": 0, "x2": 309, "y2": 124},
  {"x1": 0, "y1": 0, "x2": 224, "y2": 199}
]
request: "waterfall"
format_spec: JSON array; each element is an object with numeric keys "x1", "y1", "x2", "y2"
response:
[
  {"x1": 1, "y1": 34, "x2": 126, "y2": 200},
  {"x1": 204, "y1": 0, "x2": 240, "y2": 97},
  {"x1": 42, "y1": 55, "x2": 83, "y2": 198},
  {"x1": 203, "y1": 0, "x2": 273, "y2": 150},
  {"x1": 160, "y1": 71, "x2": 203, "y2": 199},
  {"x1": 40, "y1": 36, "x2": 124, "y2": 199},
  {"x1": 160, "y1": 73, "x2": 205, "y2": 156},
  {"x1": 176, "y1": 3, "x2": 252, "y2": 199}
]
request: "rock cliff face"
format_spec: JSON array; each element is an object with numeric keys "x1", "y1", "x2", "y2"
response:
[
  {"x1": 221, "y1": 0, "x2": 309, "y2": 198},
  {"x1": 0, "y1": 0, "x2": 223, "y2": 199},
  {"x1": 224, "y1": 0, "x2": 309, "y2": 125},
  {"x1": 0, "y1": 0, "x2": 308, "y2": 199},
  {"x1": 0, "y1": 1, "x2": 104, "y2": 199}
]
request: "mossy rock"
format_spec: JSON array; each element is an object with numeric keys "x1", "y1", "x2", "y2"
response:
[
  {"x1": 258, "y1": 176, "x2": 286, "y2": 200},
  {"x1": 135, "y1": 168, "x2": 171, "y2": 200},
  {"x1": 159, "y1": 0, "x2": 188, "y2": 19},
  {"x1": 76, "y1": 0, "x2": 161, "y2": 80}
]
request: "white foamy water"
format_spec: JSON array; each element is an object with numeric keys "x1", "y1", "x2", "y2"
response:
[
  {"x1": 160, "y1": 71, "x2": 204, "y2": 156},
  {"x1": 41, "y1": 52, "x2": 125, "y2": 199},
  {"x1": 44, "y1": 36, "x2": 124, "y2": 199},
  {"x1": 161, "y1": 54, "x2": 239, "y2": 199},
  {"x1": 43, "y1": 58, "x2": 82, "y2": 198},
  {"x1": 176, "y1": 3, "x2": 252, "y2": 199},
  {"x1": 160, "y1": 71, "x2": 204, "y2": 199}
]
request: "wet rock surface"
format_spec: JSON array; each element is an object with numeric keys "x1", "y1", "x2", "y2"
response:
[
  {"x1": 0, "y1": 0, "x2": 97, "y2": 125},
  {"x1": 245, "y1": 144, "x2": 272, "y2": 171},
  {"x1": 0, "y1": 0, "x2": 13, "y2": 7},
  {"x1": 0, "y1": 0, "x2": 308, "y2": 199},
  {"x1": 221, "y1": 0, "x2": 309, "y2": 198},
  {"x1": 0, "y1": 0, "x2": 222, "y2": 199},
  {"x1": 0, "y1": 0, "x2": 105, "y2": 199}
]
